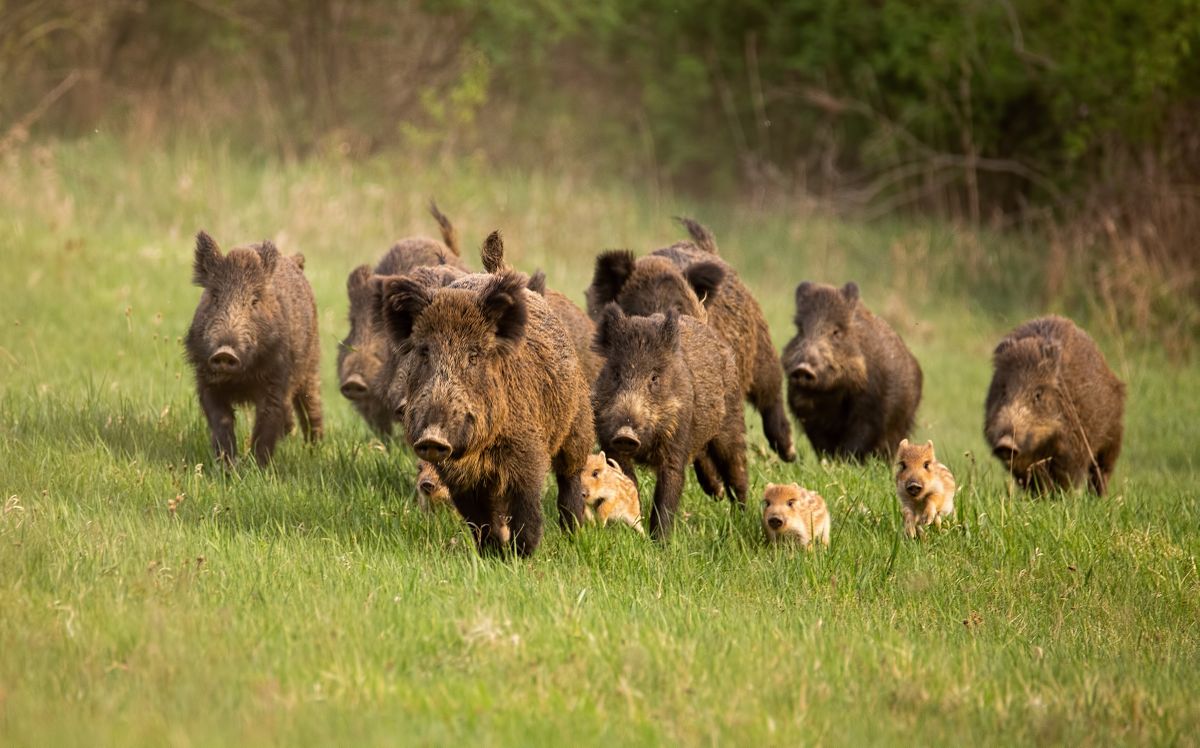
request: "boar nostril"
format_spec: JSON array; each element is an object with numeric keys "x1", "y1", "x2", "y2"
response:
[
  {"x1": 418, "y1": 479, "x2": 437, "y2": 494},
  {"x1": 208, "y1": 346, "x2": 241, "y2": 372},
  {"x1": 790, "y1": 363, "x2": 817, "y2": 384},
  {"x1": 767, "y1": 516, "x2": 784, "y2": 529},
  {"x1": 906, "y1": 482, "x2": 923, "y2": 497},
  {"x1": 611, "y1": 425, "x2": 641, "y2": 452},
  {"x1": 414, "y1": 426, "x2": 452, "y2": 463},
  {"x1": 993, "y1": 435, "x2": 1019, "y2": 462},
  {"x1": 340, "y1": 375, "x2": 368, "y2": 400}
]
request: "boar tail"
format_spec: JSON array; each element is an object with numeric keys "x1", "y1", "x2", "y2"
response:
[
  {"x1": 676, "y1": 216, "x2": 718, "y2": 254},
  {"x1": 429, "y1": 200, "x2": 460, "y2": 256},
  {"x1": 481, "y1": 230, "x2": 510, "y2": 274}
]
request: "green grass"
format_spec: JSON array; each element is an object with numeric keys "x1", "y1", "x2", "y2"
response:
[{"x1": 0, "y1": 136, "x2": 1197, "y2": 746}]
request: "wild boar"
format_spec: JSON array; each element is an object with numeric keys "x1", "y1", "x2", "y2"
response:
[
  {"x1": 585, "y1": 218, "x2": 796, "y2": 464},
  {"x1": 416, "y1": 459, "x2": 452, "y2": 510},
  {"x1": 781, "y1": 281, "x2": 922, "y2": 460},
  {"x1": 894, "y1": 439, "x2": 956, "y2": 537},
  {"x1": 592, "y1": 304, "x2": 747, "y2": 538},
  {"x1": 185, "y1": 231, "x2": 322, "y2": 466},
  {"x1": 377, "y1": 247, "x2": 594, "y2": 556},
  {"x1": 984, "y1": 316, "x2": 1125, "y2": 494},
  {"x1": 338, "y1": 202, "x2": 467, "y2": 437}
]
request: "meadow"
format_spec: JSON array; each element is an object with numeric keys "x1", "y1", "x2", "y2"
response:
[{"x1": 0, "y1": 137, "x2": 1197, "y2": 746}]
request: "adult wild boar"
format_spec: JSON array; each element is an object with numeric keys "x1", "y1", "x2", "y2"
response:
[
  {"x1": 984, "y1": 316, "x2": 1125, "y2": 494},
  {"x1": 377, "y1": 242, "x2": 594, "y2": 556},
  {"x1": 586, "y1": 218, "x2": 795, "y2": 463},
  {"x1": 338, "y1": 202, "x2": 467, "y2": 436},
  {"x1": 185, "y1": 231, "x2": 322, "y2": 466},
  {"x1": 592, "y1": 304, "x2": 747, "y2": 538},
  {"x1": 781, "y1": 281, "x2": 922, "y2": 460}
]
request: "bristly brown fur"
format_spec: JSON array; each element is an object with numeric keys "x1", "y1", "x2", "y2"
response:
[
  {"x1": 592, "y1": 305, "x2": 747, "y2": 539},
  {"x1": 675, "y1": 216, "x2": 718, "y2": 253},
  {"x1": 584, "y1": 219, "x2": 795, "y2": 464},
  {"x1": 984, "y1": 315, "x2": 1125, "y2": 494},
  {"x1": 781, "y1": 280, "x2": 921, "y2": 460},
  {"x1": 428, "y1": 199, "x2": 460, "y2": 256},
  {"x1": 184, "y1": 232, "x2": 323, "y2": 467}
]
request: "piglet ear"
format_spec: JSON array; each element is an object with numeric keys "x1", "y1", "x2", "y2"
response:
[
  {"x1": 588, "y1": 250, "x2": 636, "y2": 317},
  {"x1": 898, "y1": 438, "x2": 909, "y2": 452},
  {"x1": 376, "y1": 274, "x2": 433, "y2": 345},
  {"x1": 841, "y1": 281, "x2": 860, "y2": 303},
  {"x1": 479, "y1": 271, "x2": 528, "y2": 351},
  {"x1": 660, "y1": 309, "x2": 681, "y2": 350},
  {"x1": 925, "y1": 440, "x2": 934, "y2": 450},
  {"x1": 685, "y1": 262, "x2": 724, "y2": 308},
  {"x1": 593, "y1": 302, "x2": 625, "y2": 354},
  {"x1": 193, "y1": 231, "x2": 222, "y2": 285},
  {"x1": 257, "y1": 240, "x2": 280, "y2": 276},
  {"x1": 607, "y1": 457, "x2": 622, "y2": 472}
]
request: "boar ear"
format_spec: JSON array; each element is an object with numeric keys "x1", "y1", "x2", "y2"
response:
[
  {"x1": 898, "y1": 438, "x2": 909, "y2": 452},
  {"x1": 607, "y1": 457, "x2": 622, "y2": 472},
  {"x1": 593, "y1": 302, "x2": 625, "y2": 353},
  {"x1": 660, "y1": 309, "x2": 681, "y2": 349},
  {"x1": 347, "y1": 265, "x2": 372, "y2": 294},
  {"x1": 481, "y1": 230, "x2": 508, "y2": 274},
  {"x1": 378, "y1": 275, "x2": 434, "y2": 344},
  {"x1": 527, "y1": 270, "x2": 547, "y2": 296},
  {"x1": 193, "y1": 231, "x2": 222, "y2": 285},
  {"x1": 993, "y1": 337, "x2": 1014, "y2": 360},
  {"x1": 589, "y1": 251, "x2": 636, "y2": 311},
  {"x1": 685, "y1": 262, "x2": 724, "y2": 307},
  {"x1": 794, "y1": 281, "x2": 814, "y2": 306},
  {"x1": 479, "y1": 271, "x2": 528, "y2": 350},
  {"x1": 841, "y1": 282, "x2": 860, "y2": 303},
  {"x1": 257, "y1": 240, "x2": 280, "y2": 276}
]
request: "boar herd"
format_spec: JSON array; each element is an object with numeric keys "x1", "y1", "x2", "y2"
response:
[{"x1": 185, "y1": 205, "x2": 1127, "y2": 556}]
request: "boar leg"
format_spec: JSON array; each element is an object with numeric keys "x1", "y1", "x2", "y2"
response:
[
  {"x1": 552, "y1": 403, "x2": 592, "y2": 532},
  {"x1": 706, "y1": 436, "x2": 749, "y2": 505},
  {"x1": 649, "y1": 449, "x2": 688, "y2": 539},
  {"x1": 752, "y1": 344, "x2": 795, "y2": 462},
  {"x1": 507, "y1": 480, "x2": 546, "y2": 558},
  {"x1": 199, "y1": 387, "x2": 237, "y2": 465},
  {"x1": 453, "y1": 491, "x2": 504, "y2": 554},
  {"x1": 250, "y1": 392, "x2": 290, "y2": 466},
  {"x1": 293, "y1": 375, "x2": 324, "y2": 443},
  {"x1": 692, "y1": 455, "x2": 725, "y2": 499}
]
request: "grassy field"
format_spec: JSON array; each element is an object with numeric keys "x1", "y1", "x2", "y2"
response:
[{"x1": 0, "y1": 137, "x2": 1197, "y2": 746}]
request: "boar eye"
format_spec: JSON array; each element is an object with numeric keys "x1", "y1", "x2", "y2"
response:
[
  {"x1": 923, "y1": 461, "x2": 931, "y2": 470},
  {"x1": 787, "y1": 499, "x2": 796, "y2": 507},
  {"x1": 591, "y1": 469, "x2": 600, "y2": 478},
  {"x1": 467, "y1": 347, "x2": 482, "y2": 364},
  {"x1": 250, "y1": 293, "x2": 261, "y2": 307},
  {"x1": 898, "y1": 462, "x2": 906, "y2": 470},
  {"x1": 1033, "y1": 387, "x2": 1043, "y2": 402},
  {"x1": 832, "y1": 327, "x2": 844, "y2": 338},
  {"x1": 417, "y1": 344, "x2": 431, "y2": 360}
]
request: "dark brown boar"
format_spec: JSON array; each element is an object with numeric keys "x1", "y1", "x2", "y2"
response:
[
  {"x1": 585, "y1": 218, "x2": 795, "y2": 463},
  {"x1": 481, "y1": 232, "x2": 601, "y2": 383},
  {"x1": 377, "y1": 247, "x2": 594, "y2": 557},
  {"x1": 592, "y1": 304, "x2": 748, "y2": 538},
  {"x1": 781, "y1": 281, "x2": 922, "y2": 460},
  {"x1": 185, "y1": 231, "x2": 322, "y2": 466},
  {"x1": 338, "y1": 202, "x2": 468, "y2": 437},
  {"x1": 984, "y1": 316, "x2": 1125, "y2": 495}
]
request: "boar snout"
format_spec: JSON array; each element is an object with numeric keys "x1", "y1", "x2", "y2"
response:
[
  {"x1": 208, "y1": 345, "x2": 241, "y2": 373},
  {"x1": 340, "y1": 374, "x2": 368, "y2": 400},
  {"x1": 766, "y1": 516, "x2": 784, "y2": 530},
  {"x1": 992, "y1": 434, "x2": 1019, "y2": 462},
  {"x1": 789, "y1": 362, "x2": 817, "y2": 385},
  {"x1": 610, "y1": 425, "x2": 641, "y2": 452},
  {"x1": 414, "y1": 426, "x2": 453, "y2": 463},
  {"x1": 905, "y1": 480, "x2": 923, "y2": 497},
  {"x1": 418, "y1": 476, "x2": 438, "y2": 494}
]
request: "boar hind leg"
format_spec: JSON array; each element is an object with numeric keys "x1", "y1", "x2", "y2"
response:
[
  {"x1": 200, "y1": 388, "x2": 237, "y2": 465},
  {"x1": 293, "y1": 376, "x2": 324, "y2": 443},
  {"x1": 692, "y1": 455, "x2": 725, "y2": 499},
  {"x1": 453, "y1": 492, "x2": 505, "y2": 555},
  {"x1": 753, "y1": 347, "x2": 795, "y2": 462},
  {"x1": 250, "y1": 393, "x2": 290, "y2": 466},
  {"x1": 706, "y1": 434, "x2": 749, "y2": 505}
]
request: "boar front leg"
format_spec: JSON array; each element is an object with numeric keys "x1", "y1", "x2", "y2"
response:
[
  {"x1": 649, "y1": 447, "x2": 689, "y2": 540},
  {"x1": 250, "y1": 391, "x2": 290, "y2": 466},
  {"x1": 199, "y1": 387, "x2": 237, "y2": 465}
]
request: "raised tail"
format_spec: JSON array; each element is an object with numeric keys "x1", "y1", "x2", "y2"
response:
[
  {"x1": 429, "y1": 200, "x2": 460, "y2": 256},
  {"x1": 675, "y1": 216, "x2": 718, "y2": 254},
  {"x1": 481, "y1": 230, "x2": 510, "y2": 273}
]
